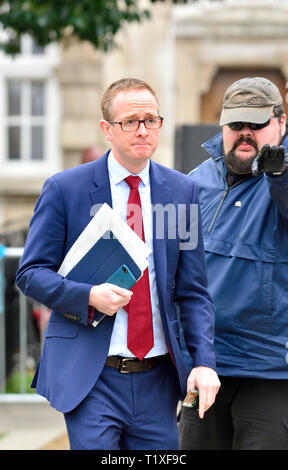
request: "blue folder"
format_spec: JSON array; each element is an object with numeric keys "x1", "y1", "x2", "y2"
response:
[
  {"x1": 65, "y1": 230, "x2": 142, "y2": 326},
  {"x1": 66, "y1": 230, "x2": 142, "y2": 285}
]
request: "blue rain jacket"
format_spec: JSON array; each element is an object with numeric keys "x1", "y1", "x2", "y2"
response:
[{"x1": 188, "y1": 133, "x2": 288, "y2": 378}]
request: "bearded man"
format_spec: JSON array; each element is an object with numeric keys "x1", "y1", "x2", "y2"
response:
[{"x1": 179, "y1": 77, "x2": 288, "y2": 450}]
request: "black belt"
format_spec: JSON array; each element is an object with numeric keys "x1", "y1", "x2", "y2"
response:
[{"x1": 105, "y1": 354, "x2": 169, "y2": 373}]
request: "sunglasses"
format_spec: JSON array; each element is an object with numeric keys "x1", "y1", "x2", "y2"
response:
[{"x1": 227, "y1": 116, "x2": 277, "y2": 131}]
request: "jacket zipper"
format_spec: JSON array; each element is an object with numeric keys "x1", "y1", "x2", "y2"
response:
[
  {"x1": 208, "y1": 157, "x2": 250, "y2": 232},
  {"x1": 208, "y1": 187, "x2": 229, "y2": 232}
]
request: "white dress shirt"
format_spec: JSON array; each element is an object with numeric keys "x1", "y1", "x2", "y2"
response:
[{"x1": 107, "y1": 151, "x2": 168, "y2": 358}]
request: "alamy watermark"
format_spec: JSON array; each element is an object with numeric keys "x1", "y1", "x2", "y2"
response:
[{"x1": 90, "y1": 203, "x2": 199, "y2": 251}]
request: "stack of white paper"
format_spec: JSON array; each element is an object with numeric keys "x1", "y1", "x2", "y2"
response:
[{"x1": 58, "y1": 203, "x2": 151, "y2": 278}]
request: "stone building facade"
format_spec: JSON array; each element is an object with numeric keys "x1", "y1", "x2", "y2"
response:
[{"x1": 1, "y1": 0, "x2": 288, "y2": 240}]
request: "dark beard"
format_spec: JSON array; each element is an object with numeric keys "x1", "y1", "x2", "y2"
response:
[{"x1": 224, "y1": 136, "x2": 259, "y2": 174}]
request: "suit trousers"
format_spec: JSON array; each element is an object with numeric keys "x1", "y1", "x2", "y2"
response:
[
  {"x1": 179, "y1": 376, "x2": 288, "y2": 450},
  {"x1": 64, "y1": 356, "x2": 180, "y2": 450}
]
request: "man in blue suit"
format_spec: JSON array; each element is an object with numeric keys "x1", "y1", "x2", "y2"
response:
[{"x1": 16, "y1": 78, "x2": 220, "y2": 450}]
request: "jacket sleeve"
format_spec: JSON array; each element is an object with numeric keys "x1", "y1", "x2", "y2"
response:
[
  {"x1": 16, "y1": 176, "x2": 92, "y2": 326},
  {"x1": 174, "y1": 181, "x2": 216, "y2": 371},
  {"x1": 266, "y1": 170, "x2": 288, "y2": 226}
]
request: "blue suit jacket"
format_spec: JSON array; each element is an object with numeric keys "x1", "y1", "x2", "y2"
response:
[{"x1": 16, "y1": 152, "x2": 216, "y2": 412}]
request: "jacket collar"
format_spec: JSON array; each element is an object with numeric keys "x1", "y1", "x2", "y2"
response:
[
  {"x1": 90, "y1": 150, "x2": 170, "y2": 205},
  {"x1": 202, "y1": 132, "x2": 223, "y2": 160}
]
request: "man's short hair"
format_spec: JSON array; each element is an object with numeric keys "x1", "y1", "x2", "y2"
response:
[
  {"x1": 273, "y1": 104, "x2": 285, "y2": 119},
  {"x1": 101, "y1": 78, "x2": 159, "y2": 121}
]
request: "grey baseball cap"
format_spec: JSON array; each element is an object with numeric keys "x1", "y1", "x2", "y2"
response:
[{"x1": 219, "y1": 77, "x2": 283, "y2": 126}]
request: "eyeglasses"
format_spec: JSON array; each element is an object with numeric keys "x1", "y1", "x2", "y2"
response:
[
  {"x1": 227, "y1": 116, "x2": 277, "y2": 131},
  {"x1": 107, "y1": 117, "x2": 164, "y2": 132}
]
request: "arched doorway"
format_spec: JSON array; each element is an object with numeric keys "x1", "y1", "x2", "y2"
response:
[{"x1": 201, "y1": 68, "x2": 288, "y2": 124}]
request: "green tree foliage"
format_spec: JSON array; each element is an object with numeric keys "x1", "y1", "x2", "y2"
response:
[{"x1": 0, "y1": 0, "x2": 189, "y2": 55}]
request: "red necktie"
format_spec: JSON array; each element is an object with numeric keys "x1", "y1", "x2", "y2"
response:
[{"x1": 124, "y1": 175, "x2": 154, "y2": 360}]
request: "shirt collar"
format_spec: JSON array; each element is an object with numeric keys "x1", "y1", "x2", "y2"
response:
[{"x1": 108, "y1": 150, "x2": 150, "y2": 186}]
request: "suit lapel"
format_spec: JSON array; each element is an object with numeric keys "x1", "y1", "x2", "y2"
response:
[
  {"x1": 149, "y1": 161, "x2": 172, "y2": 310},
  {"x1": 90, "y1": 151, "x2": 113, "y2": 209}
]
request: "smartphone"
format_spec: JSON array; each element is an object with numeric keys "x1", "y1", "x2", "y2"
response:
[
  {"x1": 106, "y1": 264, "x2": 137, "y2": 289},
  {"x1": 182, "y1": 389, "x2": 199, "y2": 410},
  {"x1": 91, "y1": 265, "x2": 137, "y2": 328}
]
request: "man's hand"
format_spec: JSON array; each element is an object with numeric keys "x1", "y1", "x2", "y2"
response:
[
  {"x1": 252, "y1": 144, "x2": 288, "y2": 176},
  {"x1": 187, "y1": 366, "x2": 220, "y2": 419},
  {"x1": 89, "y1": 283, "x2": 133, "y2": 316}
]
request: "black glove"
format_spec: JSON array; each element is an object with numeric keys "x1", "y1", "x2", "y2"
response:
[{"x1": 252, "y1": 144, "x2": 288, "y2": 176}]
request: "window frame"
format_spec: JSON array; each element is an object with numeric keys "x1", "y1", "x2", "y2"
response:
[{"x1": 0, "y1": 35, "x2": 61, "y2": 179}]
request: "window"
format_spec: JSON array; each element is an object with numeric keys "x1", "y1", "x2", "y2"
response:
[
  {"x1": 7, "y1": 80, "x2": 45, "y2": 161},
  {"x1": 0, "y1": 35, "x2": 61, "y2": 178}
]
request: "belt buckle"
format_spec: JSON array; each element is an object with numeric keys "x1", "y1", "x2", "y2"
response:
[{"x1": 119, "y1": 357, "x2": 133, "y2": 373}]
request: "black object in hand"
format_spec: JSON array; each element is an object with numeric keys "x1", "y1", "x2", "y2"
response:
[{"x1": 252, "y1": 144, "x2": 288, "y2": 176}]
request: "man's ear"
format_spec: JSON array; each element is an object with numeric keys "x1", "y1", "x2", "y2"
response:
[
  {"x1": 280, "y1": 114, "x2": 287, "y2": 136},
  {"x1": 99, "y1": 120, "x2": 113, "y2": 142}
]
